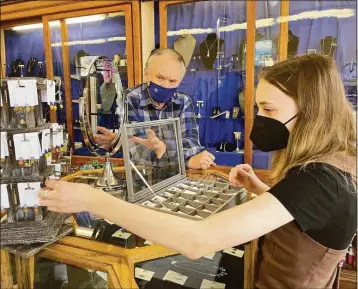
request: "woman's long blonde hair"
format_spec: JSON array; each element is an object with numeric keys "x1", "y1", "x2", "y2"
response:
[{"x1": 260, "y1": 54, "x2": 356, "y2": 183}]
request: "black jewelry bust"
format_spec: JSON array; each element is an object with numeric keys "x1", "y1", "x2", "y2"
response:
[
  {"x1": 274, "y1": 30, "x2": 299, "y2": 57},
  {"x1": 199, "y1": 33, "x2": 224, "y2": 70},
  {"x1": 239, "y1": 30, "x2": 264, "y2": 70}
]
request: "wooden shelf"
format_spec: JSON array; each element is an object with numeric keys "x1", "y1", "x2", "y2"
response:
[{"x1": 340, "y1": 268, "x2": 357, "y2": 289}]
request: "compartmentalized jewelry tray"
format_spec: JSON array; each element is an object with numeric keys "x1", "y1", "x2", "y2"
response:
[
  {"x1": 121, "y1": 118, "x2": 247, "y2": 220},
  {"x1": 138, "y1": 178, "x2": 246, "y2": 220}
]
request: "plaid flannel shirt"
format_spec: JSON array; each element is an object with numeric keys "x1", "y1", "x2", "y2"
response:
[{"x1": 118, "y1": 83, "x2": 202, "y2": 167}]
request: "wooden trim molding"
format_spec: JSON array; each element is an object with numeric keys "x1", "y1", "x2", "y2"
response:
[
  {"x1": 243, "y1": 1, "x2": 256, "y2": 166},
  {"x1": 278, "y1": 1, "x2": 290, "y2": 61},
  {"x1": 60, "y1": 20, "x2": 73, "y2": 146},
  {"x1": 132, "y1": 0, "x2": 143, "y2": 85},
  {"x1": 0, "y1": 1, "x2": 127, "y2": 21},
  {"x1": 42, "y1": 17, "x2": 56, "y2": 123}
]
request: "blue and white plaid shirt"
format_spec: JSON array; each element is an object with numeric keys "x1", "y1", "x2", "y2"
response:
[{"x1": 118, "y1": 83, "x2": 202, "y2": 167}]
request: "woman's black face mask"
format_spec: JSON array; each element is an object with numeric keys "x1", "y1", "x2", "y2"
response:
[{"x1": 250, "y1": 115, "x2": 297, "y2": 152}]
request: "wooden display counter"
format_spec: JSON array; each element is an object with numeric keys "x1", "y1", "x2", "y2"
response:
[{"x1": 0, "y1": 167, "x2": 259, "y2": 289}]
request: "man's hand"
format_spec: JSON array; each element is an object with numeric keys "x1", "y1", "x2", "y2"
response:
[
  {"x1": 187, "y1": 151, "x2": 216, "y2": 170},
  {"x1": 93, "y1": 126, "x2": 116, "y2": 149},
  {"x1": 130, "y1": 129, "x2": 166, "y2": 159}
]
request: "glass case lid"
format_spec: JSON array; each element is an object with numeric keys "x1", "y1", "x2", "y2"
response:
[{"x1": 121, "y1": 118, "x2": 186, "y2": 203}]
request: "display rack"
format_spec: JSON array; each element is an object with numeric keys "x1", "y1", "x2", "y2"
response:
[{"x1": 0, "y1": 77, "x2": 72, "y2": 246}]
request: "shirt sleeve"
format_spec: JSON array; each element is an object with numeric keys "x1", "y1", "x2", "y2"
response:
[
  {"x1": 269, "y1": 166, "x2": 339, "y2": 232},
  {"x1": 180, "y1": 96, "x2": 202, "y2": 161}
]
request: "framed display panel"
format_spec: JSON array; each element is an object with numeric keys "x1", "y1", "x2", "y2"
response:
[
  {"x1": 159, "y1": 0, "x2": 290, "y2": 169},
  {"x1": 121, "y1": 118, "x2": 186, "y2": 203},
  {"x1": 42, "y1": 3, "x2": 136, "y2": 149}
]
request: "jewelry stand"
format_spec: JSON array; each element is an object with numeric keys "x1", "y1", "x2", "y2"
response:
[
  {"x1": 196, "y1": 100, "x2": 204, "y2": 118},
  {"x1": 79, "y1": 56, "x2": 125, "y2": 192},
  {"x1": 234, "y1": 132, "x2": 244, "y2": 154}
]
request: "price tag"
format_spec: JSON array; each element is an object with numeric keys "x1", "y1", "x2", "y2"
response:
[
  {"x1": 203, "y1": 252, "x2": 216, "y2": 260},
  {"x1": 0, "y1": 132, "x2": 9, "y2": 158},
  {"x1": 163, "y1": 270, "x2": 188, "y2": 285},
  {"x1": 46, "y1": 80, "x2": 56, "y2": 104},
  {"x1": 135, "y1": 268, "x2": 155, "y2": 281},
  {"x1": 200, "y1": 279, "x2": 226, "y2": 289},
  {"x1": 223, "y1": 248, "x2": 244, "y2": 258},
  {"x1": 112, "y1": 230, "x2": 131, "y2": 239},
  {"x1": 17, "y1": 182, "x2": 41, "y2": 207},
  {"x1": 1, "y1": 184, "x2": 10, "y2": 209},
  {"x1": 41, "y1": 129, "x2": 51, "y2": 154}
]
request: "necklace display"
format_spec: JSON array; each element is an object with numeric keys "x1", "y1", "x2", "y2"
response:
[
  {"x1": 320, "y1": 37, "x2": 338, "y2": 57},
  {"x1": 169, "y1": 257, "x2": 228, "y2": 278},
  {"x1": 204, "y1": 39, "x2": 217, "y2": 58}
]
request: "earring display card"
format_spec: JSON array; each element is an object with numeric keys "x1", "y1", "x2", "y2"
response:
[
  {"x1": 7, "y1": 79, "x2": 38, "y2": 107},
  {"x1": 13, "y1": 132, "x2": 42, "y2": 160},
  {"x1": 17, "y1": 182, "x2": 42, "y2": 207},
  {"x1": 1, "y1": 184, "x2": 10, "y2": 208}
]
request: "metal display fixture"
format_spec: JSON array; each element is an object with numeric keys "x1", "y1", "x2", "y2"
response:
[{"x1": 78, "y1": 56, "x2": 124, "y2": 191}]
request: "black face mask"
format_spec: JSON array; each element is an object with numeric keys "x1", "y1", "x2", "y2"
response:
[{"x1": 250, "y1": 115, "x2": 297, "y2": 152}]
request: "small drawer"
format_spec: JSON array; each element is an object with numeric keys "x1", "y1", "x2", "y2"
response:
[
  {"x1": 218, "y1": 193, "x2": 233, "y2": 200},
  {"x1": 162, "y1": 191, "x2": 176, "y2": 198},
  {"x1": 181, "y1": 189, "x2": 198, "y2": 196},
  {"x1": 172, "y1": 197, "x2": 187, "y2": 205},
  {"x1": 168, "y1": 187, "x2": 182, "y2": 193},
  {"x1": 195, "y1": 210, "x2": 211, "y2": 219},
  {"x1": 213, "y1": 182, "x2": 228, "y2": 189},
  {"x1": 141, "y1": 200, "x2": 160, "y2": 208},
  {"x1": 194, "y1": 195, "x2": 210, "y2": 203},
  {"x1": 223, "y1": 189, "x2": 239, "y2": 195},
  {"x1": 203, "y1": 203, "x2": 219, "y2": 213},
  {"x1": 150, "y1": 195, "x2": 167, "y2": 204},
  {"x1": 171, "y1": 206, "x2": 195, "y2": 216},
  {"x1": 178, "y1": 183, "x2": 191, "y2": 190},
  {"x1": 227, "y1": 184, "x2": 244, "y2": 191},
  {"x1": 187, "y1": 200, "x2": 204, "y2": 209},
  {"x1": 202, "y1": 191, "x2": 218, "y2": 198},
  {"x1": 176, "y1": 192, "x2": 196, "y2": 200},
  {"x1": 178, "y1": 206, "x2": 196, "y2": 215},
  {"x1": 211, "y1": 198, "x2": 226, "y2": 206},
  {"x1": 160, "y1": 202, "x2": 178, "y2": 211},
  {"x1": 163, "y1": 198, "x2": 181, "y2": 207},
  {"x1": 184, "y1": 204, "x2": 196, "y2": 210}
]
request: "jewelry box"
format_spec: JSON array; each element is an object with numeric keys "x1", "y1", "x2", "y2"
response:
[{"x1": 121, "y1": 118, "x2": 247, "y2": 220}]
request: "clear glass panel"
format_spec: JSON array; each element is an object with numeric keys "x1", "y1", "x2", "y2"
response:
[
  {"x1": 3, "y1": 24, "x2": 45, "y2": 78},
  {"x1": 287, "y1": 1, "x2": 357, "y2": 112},
  {"x1": 35, "y1": 257, "x2": 108, "y2": 289},
  {"x1": 166, "y1": 1, "x2": 247, "y2": 167},
  {"x1": 63, "y1": 13, "x2": 127, "y2": 149},
  {"x1": 49, "y1": 25, "x2": 66, "y2": 125},
  {"x1": 122, "y1": 119, "x2": 182, "y2": 196},
  {"x1": 251, "y1": 1, "x2": 281, "y2": 169}
]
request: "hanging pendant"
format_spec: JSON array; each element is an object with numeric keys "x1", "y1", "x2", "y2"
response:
[{"x1": 207, "y1": 51, "x2": 210, "y2": 57}]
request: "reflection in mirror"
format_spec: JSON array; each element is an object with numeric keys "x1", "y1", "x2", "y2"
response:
[
  {"x1": 63, "y1": 13, "x2": 127, "y2": 146},
  {"x1": 35, "y1": 257, "x2": 108, "y2": 289}
]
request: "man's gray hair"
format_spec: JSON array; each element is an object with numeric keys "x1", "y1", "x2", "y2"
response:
[{"x1": 145, "y1": 48, "x2": 186, "y2": 74}]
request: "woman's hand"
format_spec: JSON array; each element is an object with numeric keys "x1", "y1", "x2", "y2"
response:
[
  {"x1": 229, "y1": 164, "x2": 270, "y2": 194},
  {"x1": 38, "y1": 180, "x2": 106, "y2": 213}
]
